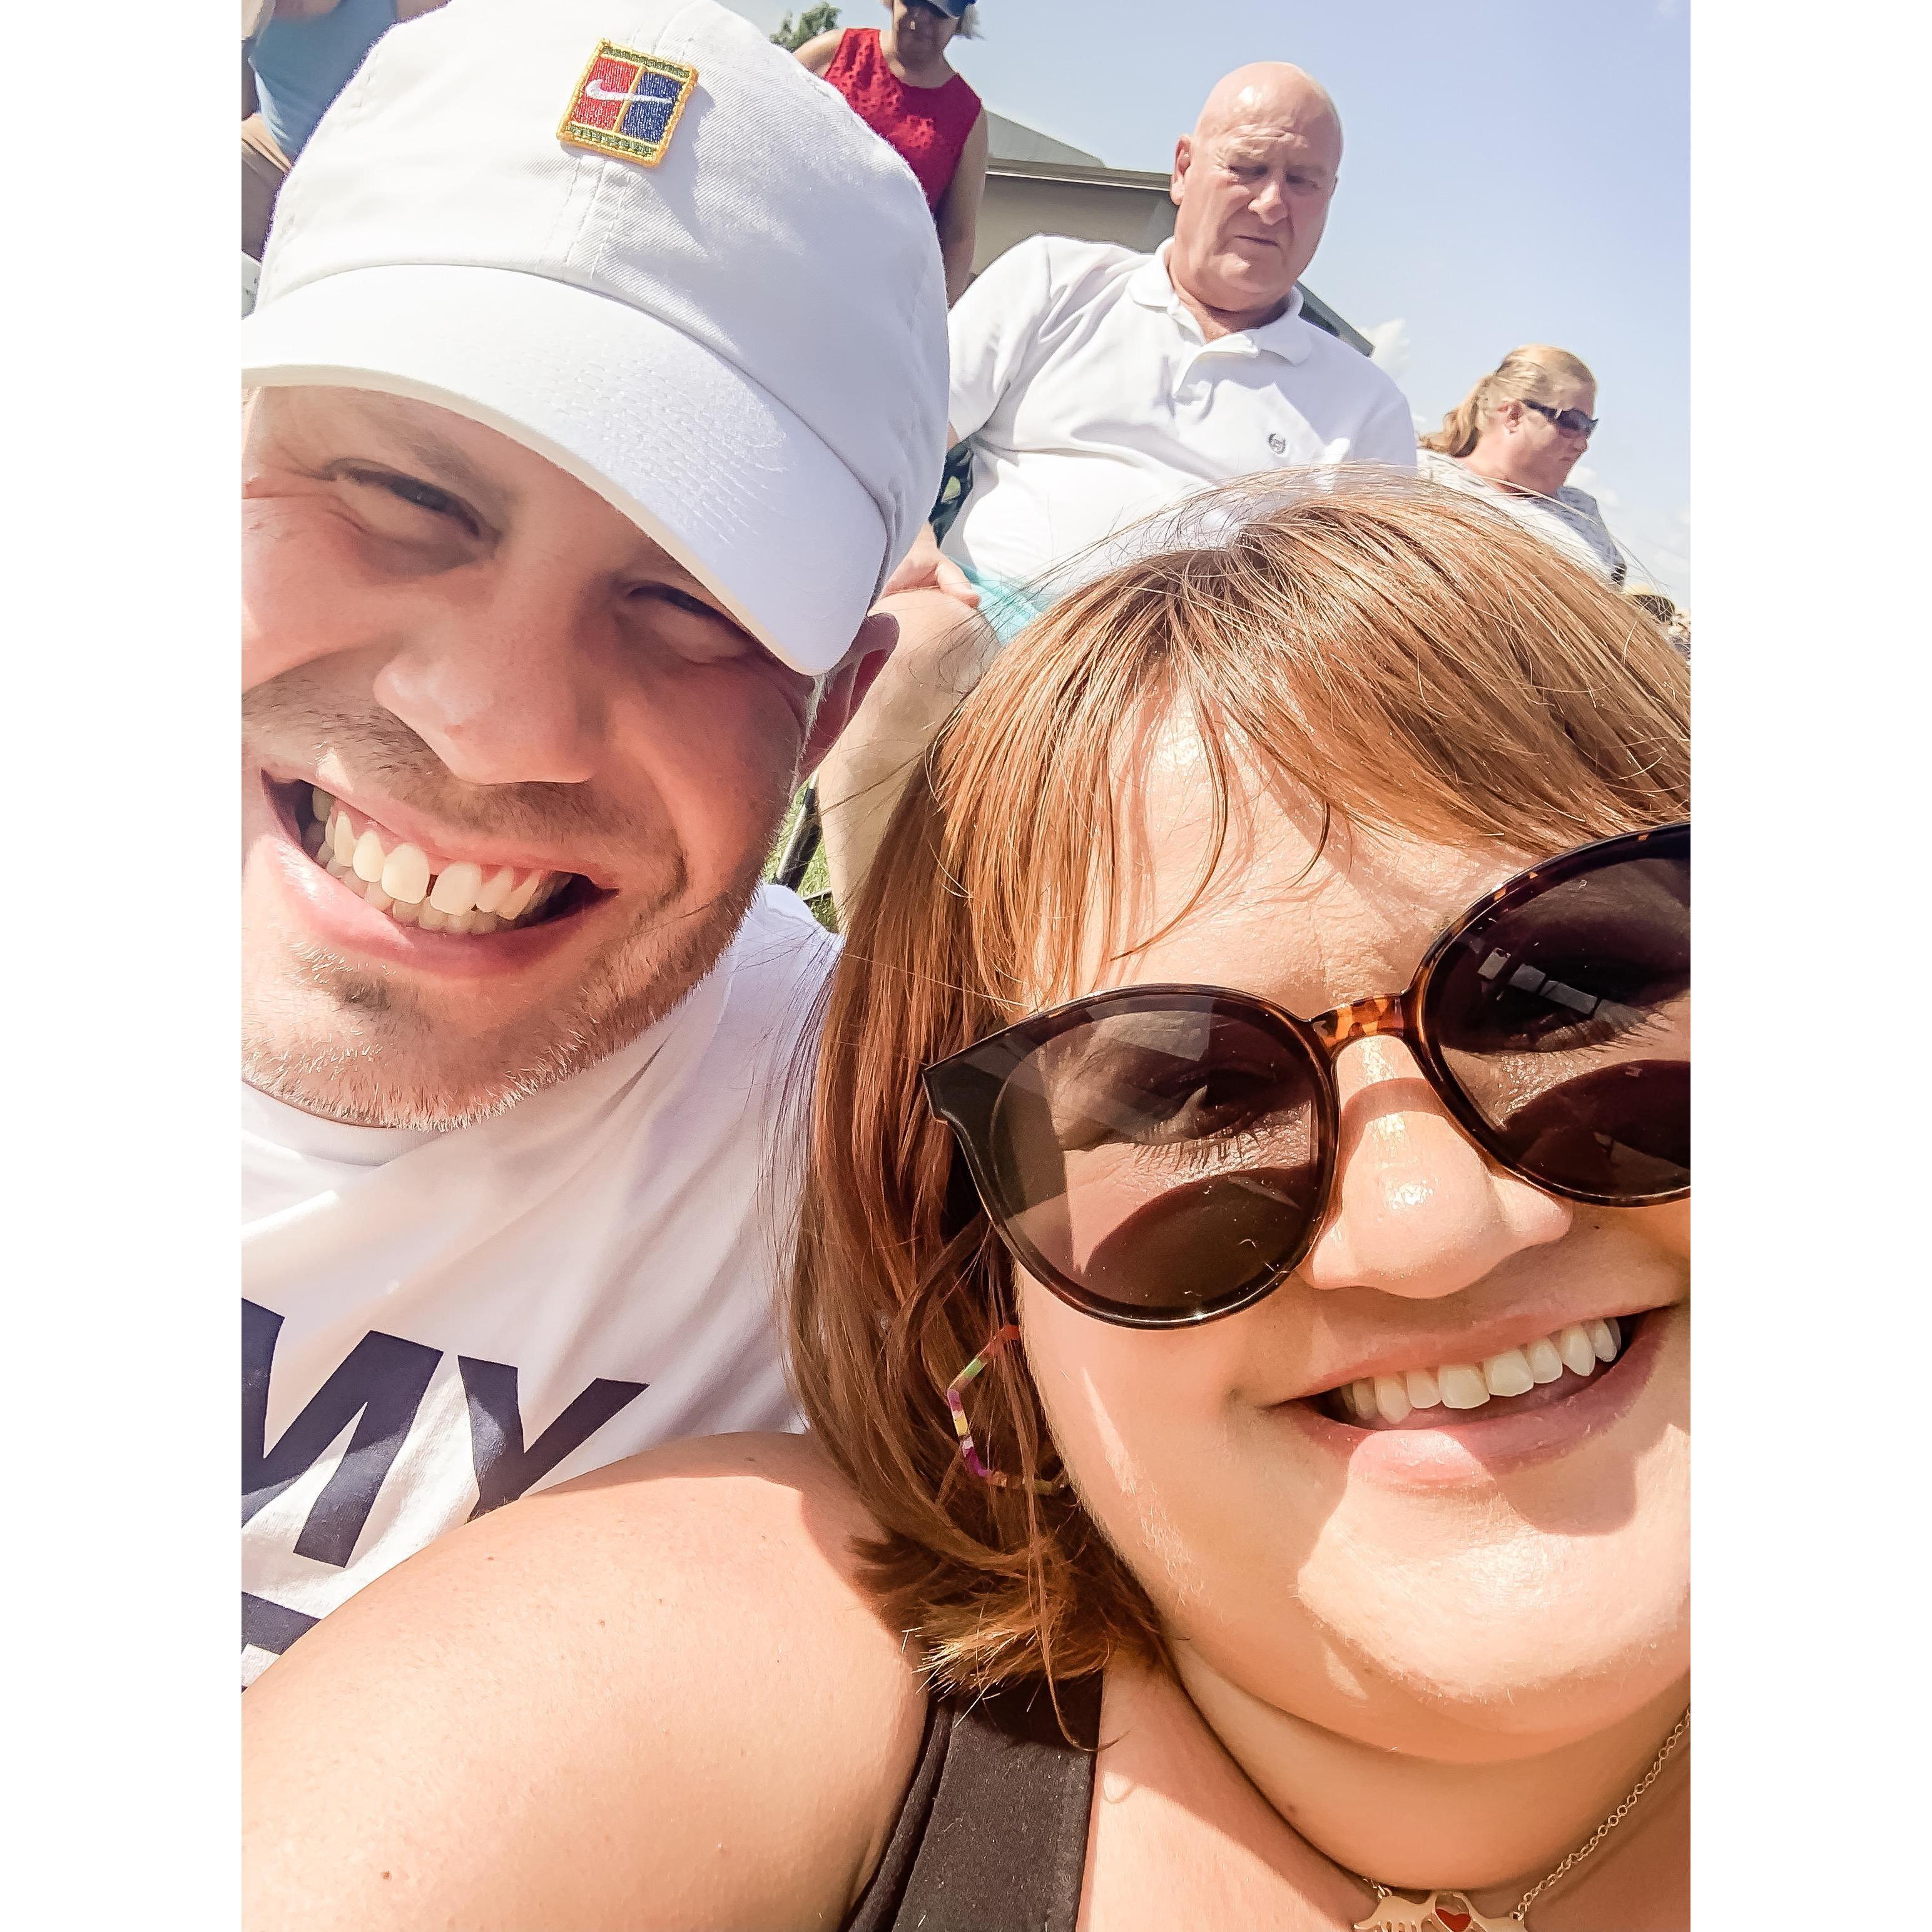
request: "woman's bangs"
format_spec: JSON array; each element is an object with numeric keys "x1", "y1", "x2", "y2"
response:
[{"x1": 929, "y1": 484, "x2": 1688, "y2": 1018}]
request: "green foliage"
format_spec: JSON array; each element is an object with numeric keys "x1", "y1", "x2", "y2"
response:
[
  {"x1": 771, "y1": 5, "x2": 841, "y2": 52},
  {"x1": 765, "y1": 787, "x2": 838, "y2": 930}
]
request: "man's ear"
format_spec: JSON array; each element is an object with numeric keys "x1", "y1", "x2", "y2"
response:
[
  {"x1": 1170, "y1": 133, "x2": 1192, "y2": 205},
  {"x1": 798, "y1": 609, "x2": 900, "y2": 776}
]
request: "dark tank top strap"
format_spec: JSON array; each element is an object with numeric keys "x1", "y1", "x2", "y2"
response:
[{"x1": 844, "y1": 1673, "x2": 1104, "y2": 1932}]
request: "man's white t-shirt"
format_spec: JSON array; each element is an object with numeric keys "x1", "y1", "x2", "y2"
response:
[
  {"x1": 943, "y1": 235, "x2": 1419, "y2": 593},
  {"x1": 242, "y1": 885, "x2": 834, "y2": 1685}
]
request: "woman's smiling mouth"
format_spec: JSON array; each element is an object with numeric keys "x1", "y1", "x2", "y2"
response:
[
  {"x1": 1278, "y1": 1304, "x2": 1680, "y2": 1482},
  {"x1": 1320, "y1": 1315, "x2": 1630, "y2": 1430}
]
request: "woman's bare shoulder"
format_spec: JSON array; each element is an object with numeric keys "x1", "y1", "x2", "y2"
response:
[
  {"x1": 244, "y1": 1433, "x2": 928, "y2": 1931},
  {"x1": 795, "y1": 29, "x2": 846, "y2": 74}
]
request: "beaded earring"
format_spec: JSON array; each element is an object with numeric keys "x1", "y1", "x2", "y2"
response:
[{"x1": 943, "y1": 1323, "x2": 1063, "y2": 1493}]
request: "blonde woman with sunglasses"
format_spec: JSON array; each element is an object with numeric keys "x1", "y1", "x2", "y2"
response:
[
  {"x1": 244, "y1": 473, "x2": 1691, "y2": 1932},
  {"x1": 1420, "y1": 343, "x2": 1630, "y2": 588}
]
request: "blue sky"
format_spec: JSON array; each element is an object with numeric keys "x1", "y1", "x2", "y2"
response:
[{"x1": 725, "y1": 1, "x2": 1690, "y2": 599}]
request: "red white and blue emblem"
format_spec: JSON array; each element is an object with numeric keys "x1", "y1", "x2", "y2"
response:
[{"x1": 558, "y1": 41, "x2": 698, "y2": 167}]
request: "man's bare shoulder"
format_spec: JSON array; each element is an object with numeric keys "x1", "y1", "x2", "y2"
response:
[{"x1": 244, "y1": 1433, "x2": 928, "y2": 1931}]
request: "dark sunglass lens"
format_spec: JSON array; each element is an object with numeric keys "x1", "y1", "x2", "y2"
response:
[
  {"x1": 979, "y1": 999, "x2": 1329, "y2": 1317},
  {"x1": 1428, "y1": 847, "x2": 1689, "y2": 1200}
]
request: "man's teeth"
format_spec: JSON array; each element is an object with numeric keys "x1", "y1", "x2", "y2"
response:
[
  {"x1": 305, "y1": 791, "x2": 567, "y2": 933},
  {"x1": 1340, "y1": 1318, "x2": 1624, "y2": 1425}
]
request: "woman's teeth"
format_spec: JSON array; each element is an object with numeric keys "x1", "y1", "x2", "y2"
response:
[
  {"x1": 1338, "y1": 1318, "x2": 1624, "y2": 1425},
  {"x1": 303, "y1": 788, "x2": 569, "y2": 934}
]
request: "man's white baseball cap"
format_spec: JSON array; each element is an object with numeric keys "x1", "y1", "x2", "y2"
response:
[{"x1": 241, "y1": 0, "x2": 948, "y2": 676}]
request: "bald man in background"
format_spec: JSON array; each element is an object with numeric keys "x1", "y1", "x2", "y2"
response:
[{"x1": 818, "y1": 62, "x2": 1417, "y2": 908}]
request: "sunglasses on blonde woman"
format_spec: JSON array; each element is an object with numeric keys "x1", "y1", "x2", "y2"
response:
[
  {"x1": 923, "y1": 824, "x2": 1689, "y2": 1329},
  {"x1": 1521, "y1": 398, "x2": 1599, "y2": 437}
]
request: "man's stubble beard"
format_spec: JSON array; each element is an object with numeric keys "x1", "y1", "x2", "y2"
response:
[
  {"x1": 242, "y1": 662, "x2": 801, "y2": 1131},
  {"x1": 243, "y1": 870, "x2": 761, "y2": 1130}
]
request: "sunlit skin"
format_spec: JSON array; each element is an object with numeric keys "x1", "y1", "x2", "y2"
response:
[
  {"x1": 795, "y1": 3, "x2": 989, "y2": 305},
  {"x1": 1018, "y1": 709, "x2": 1689, "y2": 1909},
  {"x1": 242, "y1": 387, "x2": 888, "y2": 1129},
  {"x1": 1167, "y1": 63, "x2": 1345, "y2": 339},
  {"x1": 1463, "y1": 373, "x2": 1599, "y2": 499},
  {"x1": 240, "y1": 705, "x2": 1687, "y2": 1928},
  {"x1": 820, "y1": 62, "x2": 1345, "y2": 903},
  {"x1": 798, "y1": 1, "x2": 966, "y2": 95},
  {"x1": 878, "y1": 0, "x2": 962, "y2": 79}
]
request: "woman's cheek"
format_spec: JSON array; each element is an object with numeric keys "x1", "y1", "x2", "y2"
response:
[
  {"x1": 1019, "y1": 1274, "x2": 1241, "y2": 1577},
  {"x1": 1021, "y1": 1275, "x2": 1150, "y2": 1502},
  {"x1": 1632, "y1": 1198, "x2": 1690, "y2": 1261}
]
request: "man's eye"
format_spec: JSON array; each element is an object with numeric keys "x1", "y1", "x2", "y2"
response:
[
  {"x1": 626, "y1": 584, "x2": 754, "y2": 662},
  {"x1": 638, "y1": 585, "x2": 722, "y2": 621},
  {"x1": 338, "y1": 468, "x2": 478, "y2": 535},
  {"x1": 390, "y1": 477, "x2": 460, "y2": 516}
]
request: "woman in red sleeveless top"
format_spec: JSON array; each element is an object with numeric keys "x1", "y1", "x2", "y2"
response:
[{"x1": 798, "y1": 3, "x2": 989, "y2": 303}]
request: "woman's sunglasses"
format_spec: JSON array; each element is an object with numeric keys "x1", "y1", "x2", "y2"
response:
[
  {"x1": 1521, "y1": 399, "x2": 1599, "y2": 437},
  {"x1": 923, "y1": 824, "x2": 1688, "y2": 1329}
]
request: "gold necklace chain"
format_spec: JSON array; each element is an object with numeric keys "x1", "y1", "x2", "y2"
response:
[{"x1": 1351, "y1": 1707, "x2": 1689, "y2": 1931}]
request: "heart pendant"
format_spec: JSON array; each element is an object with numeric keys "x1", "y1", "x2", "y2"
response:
[
  {"x1": 1354, "y1": 1891, "x2": 1516, "y2": 1932},
  {"x1": 1430, "y1": 1893, "x2": 1516, "y2": 1932}
]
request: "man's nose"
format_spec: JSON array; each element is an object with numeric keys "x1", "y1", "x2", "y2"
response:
[
  {"x1": 1249, "y1": 176, "x2": 1289, "y2": 222},
  {"x1": 1299, "y1": 1035, "x2": 1570, "y2": 1299},
  {"x1": 370, "y1": 576, "x2": 608, "y2": 786}
]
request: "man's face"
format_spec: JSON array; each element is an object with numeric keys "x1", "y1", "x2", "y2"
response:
[
  {"x1": 1169, "y1": 89, "x2": 1341, "y2": 318},
  {"x1": 242, "y1": 388, "x2": 826, "y2": 1129}
]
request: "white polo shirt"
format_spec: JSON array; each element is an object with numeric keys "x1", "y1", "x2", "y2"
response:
[{"x1": 943, "y1": 235, "x2": 1418, "y2": 593}]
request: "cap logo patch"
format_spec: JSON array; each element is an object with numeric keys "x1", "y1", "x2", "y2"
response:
[{"x1": 559, "y1": 41, "x2": 698, "y2": 167}]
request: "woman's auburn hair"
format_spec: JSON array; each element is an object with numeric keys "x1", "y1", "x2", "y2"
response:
[
  {"x1": 1420, "y1": 343, "x2": 1597, "y2": 457},
  {"x1": 786, "y1": 470, "x2": 1690, "y2": 1696}
]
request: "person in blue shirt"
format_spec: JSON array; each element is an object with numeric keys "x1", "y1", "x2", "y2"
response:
[{"x1": 243, "y1": 0, "x2": 448, "y2": 257}]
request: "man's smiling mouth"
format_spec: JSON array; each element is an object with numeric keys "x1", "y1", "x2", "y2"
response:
[
  {"x1": 1314, "y1": 1314, "x2": 1640, "y2": 1430},
  {"x1": 272, "y1": 779, "x2": 604, "y2": 936}
]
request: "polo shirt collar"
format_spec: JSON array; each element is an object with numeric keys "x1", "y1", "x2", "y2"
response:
[
  {"x1": 1126, "y1": 242, "x2": 1182, "y2": 312},
  {"x1": 1128, "y1": 240, "x2": 1313, "y2": 364}
]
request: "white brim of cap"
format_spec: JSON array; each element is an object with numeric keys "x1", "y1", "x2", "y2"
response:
[{"x1": 240, "y1": 263, "x2": 884, "y2": 677}]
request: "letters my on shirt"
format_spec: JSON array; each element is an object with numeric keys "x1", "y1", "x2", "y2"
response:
[{"x1": 242, "y1": 1300, "x2": 646, "y2": 1659}]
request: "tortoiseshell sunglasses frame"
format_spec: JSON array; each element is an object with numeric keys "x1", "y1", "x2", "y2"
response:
[{"x1": 923, "y1": 822, "x2": 1689, "y2": 1330}]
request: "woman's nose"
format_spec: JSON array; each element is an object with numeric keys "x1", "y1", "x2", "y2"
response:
[
  {"x1": 1299, "y1": 1034, "x2": 1571, "y2": 1299},
  {"x1": 370, "y1": 579, "x2": 608, "y2": 787}
]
